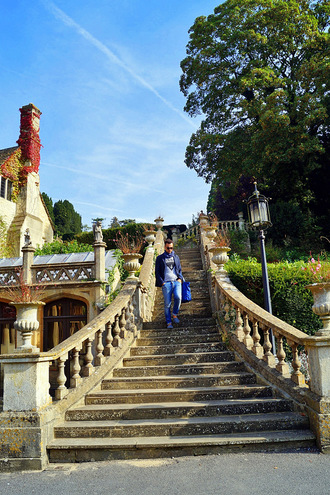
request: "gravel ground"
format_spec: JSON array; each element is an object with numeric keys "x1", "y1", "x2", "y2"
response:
[{"x1": 0, "y1": 448, "x2": 329, "y2": 495}]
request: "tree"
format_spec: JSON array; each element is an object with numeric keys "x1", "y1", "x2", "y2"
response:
[
  {"x1": 41, "y1": 192, "x2": 55, "y2": 224},
  {"x1": 53, "y1": 199, "x2": 82, "y2": 238},
  {"x1": 180, "y1": 0, "x2": 330, "y2": 210}
]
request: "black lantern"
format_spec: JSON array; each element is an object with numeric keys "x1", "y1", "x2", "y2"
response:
[
  {"x1": 247, "y1": 182, "x2": 272, "y2": 230},
  {"x1": 247, "y1": 182, "x2": 275, "y2": 351}
]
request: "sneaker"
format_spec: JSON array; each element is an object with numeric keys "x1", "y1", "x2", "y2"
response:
[
  {"x1": 167, "y1": 323, "x2": 173, "y2": 329},
  {"x1": 173, "y1": 316, "x2": 180, "y2": 324}
]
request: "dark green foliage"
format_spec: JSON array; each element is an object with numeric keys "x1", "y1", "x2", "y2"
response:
[
  {"x1": 226, "y1": 259, "x2": 322, "y2": 335},
  {"x1": 41, "y1": 194, "x2": 82, "y2": 238},
  {"x1": 53, "y1": 200, "x2": 82, "y2": 238},
  {"x1": 76, "y1": 222, "x2": 150, "y2": 252},
  {"x1": 181, "y1": 0, "x2": 330, "y2": 241},
  {"x1": 41, "y1": 192, "x2": 55, "y2": 224}
]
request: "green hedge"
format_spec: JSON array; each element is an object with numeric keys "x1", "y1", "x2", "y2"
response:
[
  {"x1": 76, "y1": 222, "x2": 154, "y2": 252},
  {"x1": 226, "y1": 258, "x2": 323, "y2": 336}
]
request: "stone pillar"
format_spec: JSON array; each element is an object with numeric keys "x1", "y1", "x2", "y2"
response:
[
  {"x1": 305, "y1": 336, "x2": 330, "y2": 396},
  {"x1": 1, "y1": 354, "x2": 52, "y2": 411},
  {"x1": 22, "y1": 245, "x2": 35, "y2": 284},
  {"x1": 93, "y1": 241, "x2": 107, "y2": 282}
]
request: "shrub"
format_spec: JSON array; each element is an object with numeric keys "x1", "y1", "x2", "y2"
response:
[
  {"x1": 76, "y1": 222, "x2": 152, "y2": 253},
  {"x1": 35, "y1": 239, "x2": 93, "y2": 255},
  {"x1": 226, "y1": 258, "x2": 323, "y2": 336}
]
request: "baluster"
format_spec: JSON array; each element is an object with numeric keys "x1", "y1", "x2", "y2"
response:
[
  {"x1": 112, "y1": 314, "x2": 121, "y2": 347},
  {"x1": 95, "y1": 328, "x2": 105, "y2": 366},
  {"x1": 82, "y1": 337, "x2": 94, "y2": 376},
  {"x1": 70, "y1": 346, "x2": 82, "y2": 388},
  {"x1": 104, "y1": 319, "x2": 113, "y2": 356},
  {"x1": 235, "y1": 307, "x2": 244, "y2": 341},
  {"x1": 274, "y1": 331, "x2": 290, "y2": 377},
  {"x1": 288, "y1": 340, "x2": 305, "y2": 386},
  {"x1": 119, "y1": 307, "x2": 127, "y2": 339},
  {"x1": 252, "y1": 320, "x2": 264, "y2": 358},
  {"x1": 129, "y1": 299, "x2": 137, "y2": 335},
  {"x1": 243, "y1": 313, "x2": 253, "y2": 350},
  {"x1": 262, "y1": 325, "x2": 275, "y2": 366},
  {"x1": 55, "y1": 354, "x2": 68, "y2": 400},
  {"x1": 224, "y1": 297, "x2": 231, "y2": 322}
]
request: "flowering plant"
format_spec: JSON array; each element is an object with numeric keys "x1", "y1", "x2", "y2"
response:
[
  {"x1": 6, "y1": 269, "x2": 45, "y2": 303},
  {"x1": 208, "y1": 213, "x2": 218, "y2": 228},
  {"x1": 213, "y1": 229, "x2": 231, "y2": 247},
  {"x1": 302, "y1": 256, "x2": 330, "y2": 283},
  {"x1": 143, "y1": 224, "x2": 156, "y2": 232},
  {"x1": 113, "y1": 232, "x2": 145, "y2": 254}
]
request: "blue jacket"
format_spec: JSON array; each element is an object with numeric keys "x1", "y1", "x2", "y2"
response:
[{"x1": 155, "y1": 251, "x2": 183, "y2": 287}]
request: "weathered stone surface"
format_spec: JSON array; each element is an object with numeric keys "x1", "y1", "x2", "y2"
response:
[{"x1": 46, "y1": 246, "x2": 316, "y2": 463}]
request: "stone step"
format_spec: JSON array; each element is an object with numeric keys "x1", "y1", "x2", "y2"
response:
[
  {"x1": 136, "y1": 334, "x2": 222, "y2": 346},
  {"x1": 48, "y1": 429, "x2": 316, "y2": 462},
  {"x1": 113, "y1": 363, "x2": 252, "y2": 378},
  {"x1": 54, "y1": 411, "x2": 309, "y2": 440},
  {"x1": 122, "y1": 352, "x2": 235, "y2": 367},
  {"x1": 85, "y1": 387, "x2": 280, "y2": 406},
  {"x1": 102, "y1": 377, "x2": 266, "y2": 391},
  {"x1": 143, "y1": 317, "x2": 215, "y2": 329},
  {"x1": 152, "y1": 307, "x2": 212, "y2": 318},
  {"x1": 139, "y1": 325, "x2": 218, "y2": 337},
  {"x1": 130, "y1": 342, "x2": 227, "y2": 356},
  {"x1": 66, "y1": 399, "x2": 295, "y2": 422}
]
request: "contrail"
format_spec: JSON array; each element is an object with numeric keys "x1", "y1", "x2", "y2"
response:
[{"x1": 42, "y1": 1, "x2": 195, "y2": 127}]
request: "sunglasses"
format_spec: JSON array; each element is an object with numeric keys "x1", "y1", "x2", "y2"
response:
[{"x1": 165, "y1": 246, "x2": 173, "y2": 250}]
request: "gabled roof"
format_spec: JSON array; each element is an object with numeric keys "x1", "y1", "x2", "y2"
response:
[{"x1": 0, "y1": 147, "x2": 19, "y2": 166}]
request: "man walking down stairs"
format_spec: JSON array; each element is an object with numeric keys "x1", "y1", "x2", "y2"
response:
[{"x1": 48, "y1": 246, "x2": 315, "y2": 462}]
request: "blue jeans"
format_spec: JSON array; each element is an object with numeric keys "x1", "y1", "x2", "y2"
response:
[{"x1": 162, "y1": 281, "x2": 182, "y2": 324}]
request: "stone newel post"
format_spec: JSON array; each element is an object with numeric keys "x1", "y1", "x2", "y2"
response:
[
  {"x1": 93, "y1": 220, "x2": 107, "y2": 282},
  {"x1": 22, "y1": 231, "x2": 35, "y2": 284}
]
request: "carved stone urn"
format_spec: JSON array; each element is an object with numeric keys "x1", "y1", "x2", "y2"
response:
[
  {"x1": 208, "y1": 246, "x2": 231, "y2": 275},
  {"x1": 122, "y1": 253, "x2": 143, "y2": 278},
  {"x1": 143, "y1": 230, "x2": 157, "y2": 248},
  {"x1": 199, "y1": 214, "x2": 209, "y2": 230},
  {"x1": 154, "y1": 217, "x2": 164, "y2": 231},
  {"x1": 204, "y1": 225, "x2": 217, "y2": 242},
  {"x1": 306, "y1": 282, "x2": 330, "y2": 335},
  {"x1": 11, "y1": 301, "x2": 45, "y2": 352}
]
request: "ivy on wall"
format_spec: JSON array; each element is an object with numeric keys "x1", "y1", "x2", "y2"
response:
[{"x1": 1, "y1": 148, "x2": 24, "y2": 202}]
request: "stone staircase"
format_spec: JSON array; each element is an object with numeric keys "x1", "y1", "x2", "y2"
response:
[{"x1": 47, "y1": 246, "x2": 315, "y2": 462}]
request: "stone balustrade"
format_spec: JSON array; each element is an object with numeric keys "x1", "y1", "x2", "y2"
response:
[
  {"x1": 0, "y1": 229, "x2": 164, "y2": 470},
  {"x1": 180, "y1": 224, "x2": 200, "y2": 239},
  {"x1": 199, "y1": 225, "x2": 330, "y2": 452}
]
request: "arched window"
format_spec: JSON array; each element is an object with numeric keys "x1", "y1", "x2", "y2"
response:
[
  {"x1": 0, "y1": 302, "x2": 16, "y2": 354},
  {"x1": 43, "y1": 298, "x2": 87, "y2": 351}
]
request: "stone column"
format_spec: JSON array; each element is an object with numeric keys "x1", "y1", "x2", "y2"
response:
[
  {"x1": 1, "y1": 354, "x2": 52, "y2": 411},
  {"x1": 305, "y1": 335, "x2": 330, "y2": 396},
  {"x1": 22, "y1": 245, "x2": 36, "y2": 284},
  {"x1": 93, "y1": 241, "x2": 107, "y2": 282}
]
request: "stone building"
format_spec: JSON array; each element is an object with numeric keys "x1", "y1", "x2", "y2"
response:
[{"x1": 0, "y1": 103, "x2": 54, "y2": 257}]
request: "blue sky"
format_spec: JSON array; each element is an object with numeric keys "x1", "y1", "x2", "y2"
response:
[{"x1": 0, "y1": 0, "x2": 220, "y2": 228}]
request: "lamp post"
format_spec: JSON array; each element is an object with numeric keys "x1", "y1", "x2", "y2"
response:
[{"x1": 247, "y1": 182, "x2": 275, "y2": 351}]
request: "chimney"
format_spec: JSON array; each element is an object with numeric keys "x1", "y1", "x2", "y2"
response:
[{"x1": 17, "y1": 103, "x2": 42, "y2": 173}]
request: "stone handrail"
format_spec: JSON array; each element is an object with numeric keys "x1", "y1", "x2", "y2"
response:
[{"x1": 0, "y1": 229, "x2": 164, "y2": 409}]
